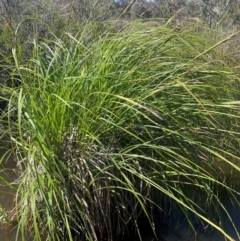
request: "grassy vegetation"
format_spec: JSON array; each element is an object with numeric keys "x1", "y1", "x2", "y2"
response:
[{"x1": 1, "y1": 16, "x2": 240, "y2": 241}]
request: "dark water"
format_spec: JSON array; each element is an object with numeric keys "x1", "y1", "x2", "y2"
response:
[
  {"x1": 156, "y1": 198, "x2": 240, "y2": 241},
  {"x1": 0, "y1": 145, "x2": 240, "y2": 241}
]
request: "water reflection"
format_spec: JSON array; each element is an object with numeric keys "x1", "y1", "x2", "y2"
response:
[
  {"x1": 158, "y1": 192, "x2": 240, "y2": 241},
  {"x1": 0, "y1": 147, "x2": 21, "y2": 241},
  {"x1": 160, "y1": 209, "x2": 240, "y2": 240}
]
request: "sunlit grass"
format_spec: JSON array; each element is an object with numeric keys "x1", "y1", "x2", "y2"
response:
[{"x1": 1, "y1": 21, "x2": 240, "y2": 241}]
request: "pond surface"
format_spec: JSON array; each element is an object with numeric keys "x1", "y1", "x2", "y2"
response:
[
  {"x1": 157, "y1": 198, "x2": 240, "y2": 241},
  {"x1": 0, "y1": 147, "x2": 21, "y2": 241},
  {"x1": 0, "y1": 145, "x2": 240, "y2": 241}
]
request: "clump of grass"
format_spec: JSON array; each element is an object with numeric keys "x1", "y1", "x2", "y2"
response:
[{"x1": 1, "y1": 22, "x2": 240, "y2": 241}]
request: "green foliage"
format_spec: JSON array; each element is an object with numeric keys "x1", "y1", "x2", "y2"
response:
[
  {"x1": 0, "y1": 204, "x2": 12, "y2": 226},
  {"x1": 0, "y1": 3, "x2": 239, "y2": 241},
  {"x1": 0, "y1": 21, "x2": 239, "y2": 241}
]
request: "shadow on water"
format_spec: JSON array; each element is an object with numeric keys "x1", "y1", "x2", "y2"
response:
[
  {"x1": 127, "y1": 169, "x2": 240, "y2": 241},
  {"x1": 155, "y1": 197, "x2": 240, "y2": 241},
  {"x1": 152, "y1": 179, "x2": 240, "y2": 241}
]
